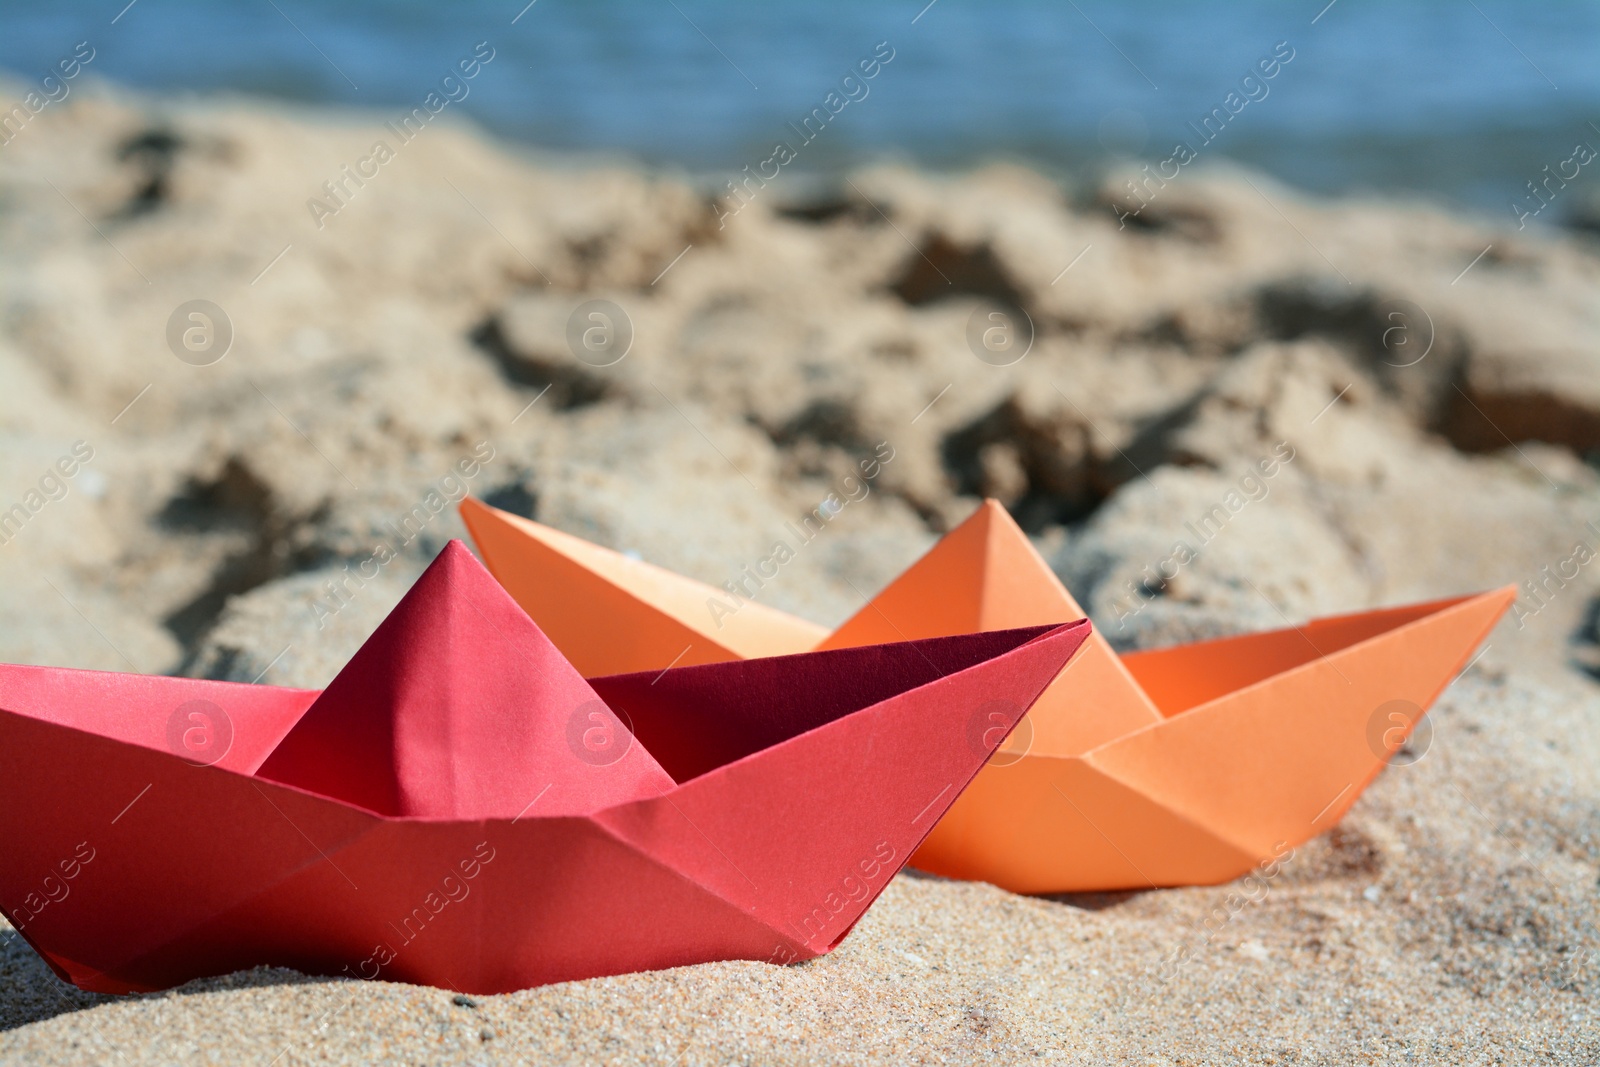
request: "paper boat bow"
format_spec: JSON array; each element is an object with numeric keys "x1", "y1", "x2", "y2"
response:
[
  {"x1": 0, "y1": 542, "x2": 1089, "y2": 993},
  {"x1": 462, "y1": 497, "x2": 1514, "y2": 894}
]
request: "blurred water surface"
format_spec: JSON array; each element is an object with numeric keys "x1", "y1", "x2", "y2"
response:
[{"x1": 4, "y1": 0, "x2": 1599, "y2": 215}]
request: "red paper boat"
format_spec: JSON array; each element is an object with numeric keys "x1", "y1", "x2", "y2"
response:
[{"x1": 0, "y1": 542, "x2": 1089, "y2": 995}]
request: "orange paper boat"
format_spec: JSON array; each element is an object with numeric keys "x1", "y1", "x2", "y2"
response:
[{"x1": 461, "y1": 497, "x2": 1514, "y2": 893}]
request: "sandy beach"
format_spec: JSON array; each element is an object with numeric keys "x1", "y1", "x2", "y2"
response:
[{"x1": 0, "y1": 79, "x2": 1597, "y2": 1063}]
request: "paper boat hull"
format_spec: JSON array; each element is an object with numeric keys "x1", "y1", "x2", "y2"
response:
[
  {"x1": 0, "y1": 623, "x2": 1088, "y2": 993},
  {"x1": 909, "y1": 590, "x2": 1514, "y2": 893}
]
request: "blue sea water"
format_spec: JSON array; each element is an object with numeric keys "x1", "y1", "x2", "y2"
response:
[{"x1": 4, "y1": 1, "x2": 1599, "y2": 217}]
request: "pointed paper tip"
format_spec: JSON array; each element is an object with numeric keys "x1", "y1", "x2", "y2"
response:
[
  {"x1": 1441, "y1": 584, "x2": 1519, "y2": 624},
  {"x1": 460, "y1": 496, "x2": 561, "y2": 548},
  {"x1": 257, "y1": 537, "x2": 674, "y2": 819},
  {"x1": 458, "y1": 495, "x2": 827, "y2": 672},
  {"x1": 438, "y1": 537, "x2": 477, "y2": 565},
  {"x1": 966, "y1": 497, "x2": 1016, "y2": 535},
  {"x1": 458, "y1": 496, "x2": 524, "y2": 558},
  {"x1": 963, "y1": 497, "x2": 1035, "y2": 552},
  {"x1": 458, "y1": 495, "x2": 497, "y2": 531},
  {"x1": 409, "y1": 536, "x2": 517, "y2": 617}
]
